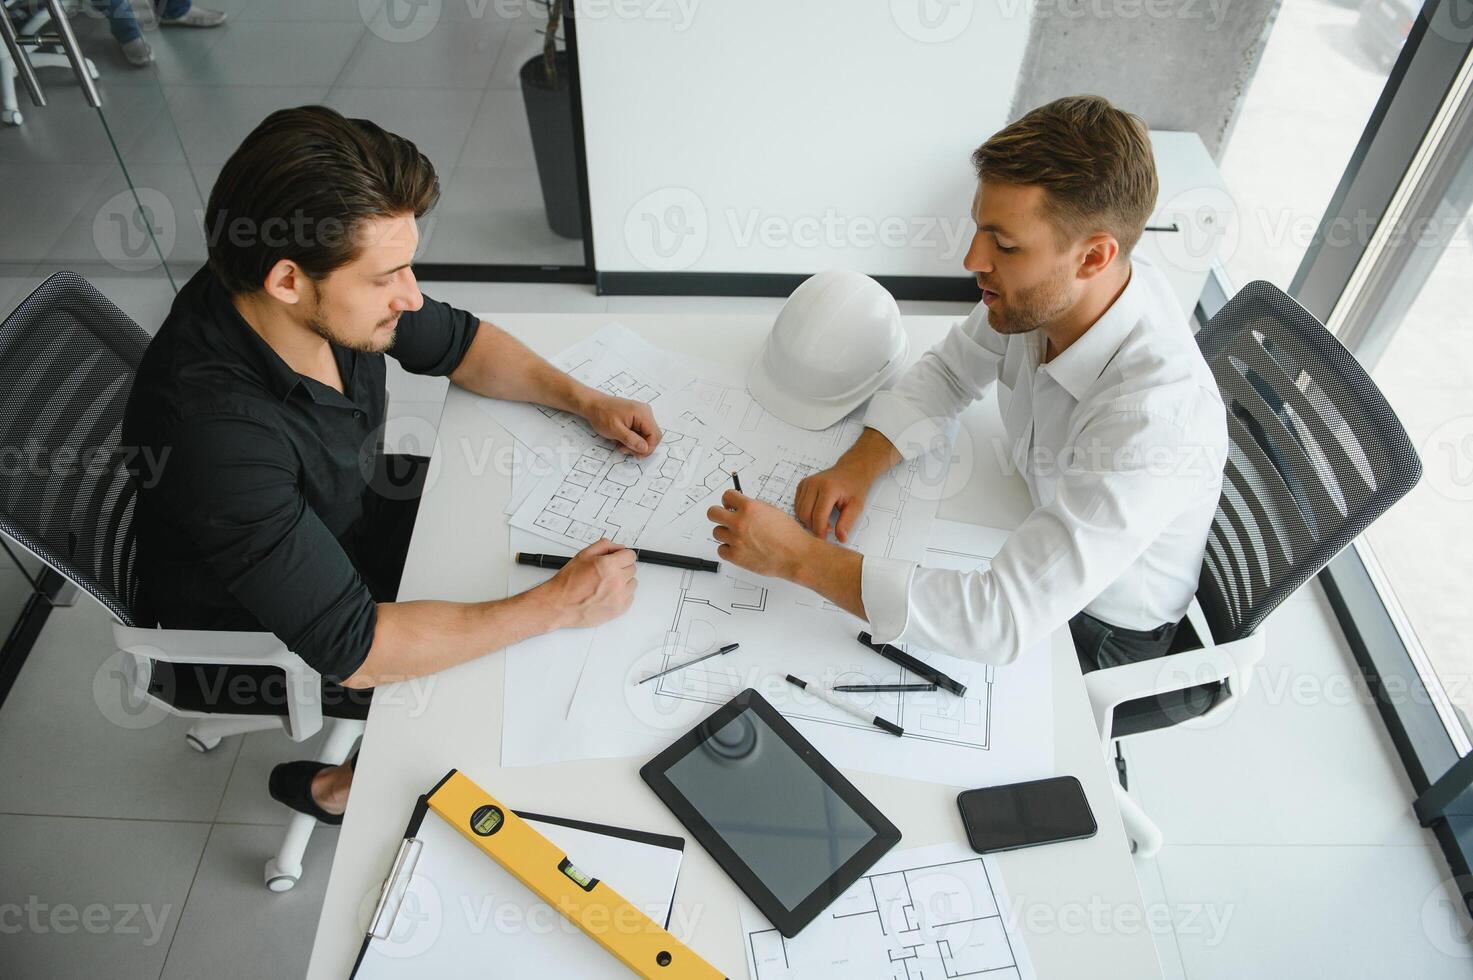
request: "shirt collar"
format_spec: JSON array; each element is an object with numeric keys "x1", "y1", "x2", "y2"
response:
[
  {"x1": 197, "y1": 268, "x2": 309, "y2": 404},
  {"x1": 1039, "y1": 264, "x2": 1144, "y2": 402}
]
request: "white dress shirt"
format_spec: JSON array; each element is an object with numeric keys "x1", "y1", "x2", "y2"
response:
[{"x1": 860, "y1": 257, "x2": 1227, "y2": 665}]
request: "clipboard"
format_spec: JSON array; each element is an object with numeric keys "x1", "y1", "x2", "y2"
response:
[{"x1": 352, "y1": 770, "x2": 711, "y2": 978}]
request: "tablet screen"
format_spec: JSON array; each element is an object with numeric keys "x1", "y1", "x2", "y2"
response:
[{"x1": 662, "y1": 707, "x2": 878, "y2": 909}]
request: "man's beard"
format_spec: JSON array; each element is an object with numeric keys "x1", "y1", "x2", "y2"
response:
[
  {"x1": 986, "y1": 266, "x2": 1075, "y2": 336},
  {"x1": 306, "y1": 308, "x2": 398, "y2": 354}
]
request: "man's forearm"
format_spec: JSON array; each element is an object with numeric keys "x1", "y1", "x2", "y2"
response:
[
  {"x1": 341, "y1": 588, "x2": 562, "y2": 688},
  {"x1": 449, "y1": 321, "x2": 594, "y2": 413},
  {"x1": 844, "y1": 427, "x2": 903, "y2": 476},
  {"x1": 791, "y1": 538, "x2": 868, "y2": 621}
]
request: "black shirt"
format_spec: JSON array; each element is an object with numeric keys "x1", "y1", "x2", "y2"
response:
[{"x1": 121, "y1": 267, "x2": 479, "y2": 683}]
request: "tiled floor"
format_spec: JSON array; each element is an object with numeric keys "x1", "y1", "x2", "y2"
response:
[
  {"x1": 1, "y1": 0, "x2": 579, "y2": 279},
  {"x1": 1, "y1": 282, "x2": 1471, "y2": 979}
]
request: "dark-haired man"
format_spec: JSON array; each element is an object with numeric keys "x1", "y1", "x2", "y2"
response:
[
  {"x1": 710, "y1": 96, "x2": 1228, "y2": 690},
  {"x1": 123, "y1": 106, "x2": 657, "y2": 821}
]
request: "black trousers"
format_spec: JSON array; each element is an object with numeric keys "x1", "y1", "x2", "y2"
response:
[
  {"x1": 1070, "y1": 609, "x2": 1222, "y2": 735},
  {"x1": 1068, "y1": 610, "x2": 1178, "y2": 673}
]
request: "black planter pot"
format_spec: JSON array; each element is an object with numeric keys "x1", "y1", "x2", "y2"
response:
[{"x1": 520, "y1": 51, "x2": 583, "y2": 241}]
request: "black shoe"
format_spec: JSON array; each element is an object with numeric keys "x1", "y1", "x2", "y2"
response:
[{"x1": 268, "y1": 761, "x2": 345, "y2": 825}]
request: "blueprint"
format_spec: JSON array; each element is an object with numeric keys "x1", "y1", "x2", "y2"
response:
[
  {"x1": 562, "y1": 519, "x2": 1055, "y2": 787},
  {"x1": 740, "y1": 843, "x2": 1036, "y2": 980},
  {"x1": 476, "y1": 323, "x2": 695, "y2": 452},
  {"x1": 492, "y1": 326, "x2": 1053, "y2": 783},
  {"x1": 507, "y1": 417, "x2": 710, "y2": 549}
]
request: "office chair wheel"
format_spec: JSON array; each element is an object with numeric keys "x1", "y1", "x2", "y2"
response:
[
  {"x1": 264, "y1": 858, "x2": 299, "y2": 892},
  {"x1": 85, "y1": 57, "x2": 99, "y2": 81},
  {"x1": 2, "y1": 109, "x2": 21, "y2": 126},
  {"x1": 185, "y1": 732, "x2": 222, "y2": 753}
]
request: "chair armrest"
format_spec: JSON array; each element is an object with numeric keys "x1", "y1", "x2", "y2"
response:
[
  {"x1": 112, "y1": 625, "x2": 324, "y2": 741},
  {"x1": 1081, "y1": 598, "x2": 1267, "y2": 752}
]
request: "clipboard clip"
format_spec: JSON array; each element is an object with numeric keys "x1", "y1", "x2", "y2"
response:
[{"x1": 369, "y1": 837, "x2": 423, "y2": 941}]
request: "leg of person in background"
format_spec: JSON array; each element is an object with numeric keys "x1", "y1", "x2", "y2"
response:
[
  {"x1": 158, "y1": 0, "x2": 228, "y2": 28},
  {"x1": 99, "y1": 0, "x2": 153, "y2": 67}
]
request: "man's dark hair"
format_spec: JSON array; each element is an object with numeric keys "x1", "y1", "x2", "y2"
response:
[{"x1": 204, "y1": 105, "x2": 440, "y2": 296}]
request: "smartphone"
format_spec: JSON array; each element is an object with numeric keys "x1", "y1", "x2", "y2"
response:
[{"x1": 957, "y1": 776, "x2": 1097, "y2": 854}]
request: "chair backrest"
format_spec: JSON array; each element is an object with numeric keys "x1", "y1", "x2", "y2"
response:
[
  {"x1": 1193, "y1": 280, "x2": 1421, "y2": 644},
  {"x1": 0, "y1": 272, "x2": 153, "y2": 627}
]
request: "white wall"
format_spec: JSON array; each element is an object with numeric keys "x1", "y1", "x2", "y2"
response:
[{"x1": 576, "y1": 1, "x2": 1033, "y2": 278}]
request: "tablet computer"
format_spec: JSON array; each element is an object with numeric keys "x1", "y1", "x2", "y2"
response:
[{"x1": 640, "y1": 688, "x2": 901, "y2": 938}]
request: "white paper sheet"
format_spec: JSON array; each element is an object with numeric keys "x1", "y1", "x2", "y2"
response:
[
  {"x1": 739, "y1": 842, "x2": 1037, "y2": 980},
  {"x1": 476, "y1": 322, "x2": 695, "y2": 451},
  {"x1": 561, "y1": 519, "x2": 1054, "y2": 788},
  {"x1": 355, "y1": 809, "x2": 683, "y2": 978},
  {"x1": 499, "y1": 530, "x2": 652, "y2": 768}
]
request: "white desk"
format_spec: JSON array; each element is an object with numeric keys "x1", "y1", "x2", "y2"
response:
[{"x1": 306, "y1": 313, "x2": 1164, "y2": 980}]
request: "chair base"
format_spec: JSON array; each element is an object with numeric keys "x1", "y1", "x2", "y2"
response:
[
  {"x1": 185, "y1": 715, "x2": 281, "y2": 752},
  {"x1": 1114, "y1": 781, "x2": 1163, "y2": 859},
  {"x1": 262, "y1": 716, "x2": 364, "y2": 892}
]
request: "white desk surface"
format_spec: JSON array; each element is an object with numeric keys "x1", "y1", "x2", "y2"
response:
[{"x1": 305, "y1": 312, "x2": 1164, "y2": 980}]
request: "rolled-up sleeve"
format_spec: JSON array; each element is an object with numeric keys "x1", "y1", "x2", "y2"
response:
[
  {"x1": 160, "y1": 416, "x2": 378, "y2": 682},
  {"x1": 389, "y1": 294, "x2": 479, "y2": 377},
  {"x1": 864, "y1": 303, "x2": 1005, "y2": 459},
  {"x1": 865, "y1": 409, "x2": 1213, "y2": 665}
]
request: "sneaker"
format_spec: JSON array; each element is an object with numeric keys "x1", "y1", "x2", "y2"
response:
[
  {"x1": 159, "y1": 6, "x2": 227, "y2": 27},
  {"x1": 120, "y1": 36, "x2": 154, "y2": 67}
]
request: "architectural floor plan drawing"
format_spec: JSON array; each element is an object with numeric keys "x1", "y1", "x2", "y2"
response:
[
  {"x1": 741, "y1": 844, "x2": 1036, "y2": 980},
  {"x1": 654, "y1": 370, "x2": 871, "y2": 531},
  {"x1": 508, "y1": 423, "x2": 707, "y2": 548},
  {"x1": 565, "y1": 518, "x2": 1055, "y2": 786}
]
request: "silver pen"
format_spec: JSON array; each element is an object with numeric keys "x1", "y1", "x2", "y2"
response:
[{"x1": 637, "y1": 643, "x2": 740, "y2": 685}]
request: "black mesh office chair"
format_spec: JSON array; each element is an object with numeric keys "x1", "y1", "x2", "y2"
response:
[
  {"x1": 0, "y1": 272, "x2": 364, "y2": 891},
  {"x1": 1085, "y1": 280, "x2": 1423, "y2": 856}
]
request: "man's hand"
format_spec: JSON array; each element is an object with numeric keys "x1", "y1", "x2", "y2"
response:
[
  {"x1": 581, "y1": 393, "x2": 663, "y2": 457},
  {"x1": 540, "y1": 539, "x2": 637, "y2": 628},
  {"x1": 707, "y1": 490, "x2": 816, "y2": 580},
  {"x1": 794, "y1": 429, "x2": 901, "y2": 542}
]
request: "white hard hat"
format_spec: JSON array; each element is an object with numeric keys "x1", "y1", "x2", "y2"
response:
[{"x1": 747, "y1": 269, "x2": 908, "y2": 430}]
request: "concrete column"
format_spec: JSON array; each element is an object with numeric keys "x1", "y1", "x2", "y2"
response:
[{"x1": 1008, "y1": 0, "x2": 1283, "y2": 157}]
